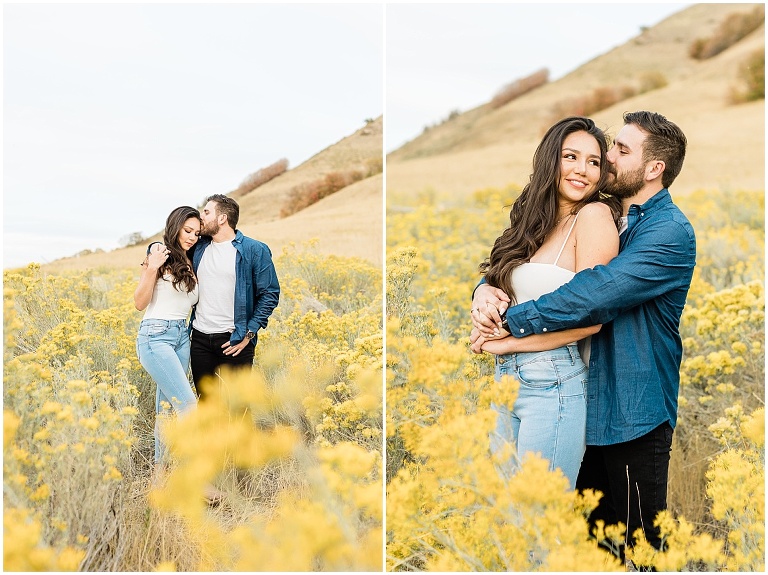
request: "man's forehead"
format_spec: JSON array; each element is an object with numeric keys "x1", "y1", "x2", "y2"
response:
[{"x1": 616, "y1": 124, "x2": 647, "y2": 148}]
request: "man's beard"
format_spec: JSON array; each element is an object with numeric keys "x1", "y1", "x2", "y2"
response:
[
  {"x1": 202, "y1": 220, "x2": 219, "y2": 236},
  {"x1": 604, "y1": 165, "x2": 645, "y2": 199}
]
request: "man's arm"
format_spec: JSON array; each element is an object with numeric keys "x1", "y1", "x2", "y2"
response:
[
  {"x1": 472, "y1": 202, "x2": 618, "y2": 336},
  {"x1": 248, "y1": 245, "x2": 280, "y2": 337},
  {"x1": 504, "y1": 218, "x2": 695, "y2": 337}
]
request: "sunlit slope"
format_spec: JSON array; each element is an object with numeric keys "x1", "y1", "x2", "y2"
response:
[{"x1": 387, "y1": 4, "x2": 764, "y2": 198}]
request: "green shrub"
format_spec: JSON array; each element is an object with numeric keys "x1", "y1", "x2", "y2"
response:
[{"x1": 730, "y1": 48, "x2": 765, "y2": 103}]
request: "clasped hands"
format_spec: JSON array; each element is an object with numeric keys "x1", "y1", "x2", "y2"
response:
[{"x1": 470, "y1": 284, "x2": 513, "y2": 354}]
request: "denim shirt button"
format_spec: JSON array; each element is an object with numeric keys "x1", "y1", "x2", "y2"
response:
[
  {"x1": 519, "y1": 328, "x2": 525, "y2": 334},
  {"x1": 542, "y1": 327, "x2": 548, "y2": 332}
]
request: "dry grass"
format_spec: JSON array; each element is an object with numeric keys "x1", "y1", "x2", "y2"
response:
[{"x1": 247, "y1": 174, "x2": 384, "y2": 267}]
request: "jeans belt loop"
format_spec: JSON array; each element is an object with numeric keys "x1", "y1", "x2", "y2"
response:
[
  {"x1": 567, "y1": 344, "x2": 576, "y2": 365},
  {"x1": 498, "y1": 353, "x2": 516, "y2": 368}
]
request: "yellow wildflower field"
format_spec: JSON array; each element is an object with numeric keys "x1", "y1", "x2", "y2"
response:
[
  {"x1": 3, "y1": 244, "x2": 383, "y2": 571},
  {"x1": 385, "y1": 187, "x2": 764, "y2": 571}
]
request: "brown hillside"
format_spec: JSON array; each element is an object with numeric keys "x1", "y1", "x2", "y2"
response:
[
  {"x1": 235, "y1": 116, "x2": 382, "y2": 225},
  {"x1": 239, "y1": 173, "x2": 383, "y2": 267},
  {"x1": 43, "y1": 117, "x2": 383, "y2": 273},
  {"x1": 387, "y1": 4, "x2": 765, "y2": 200}
]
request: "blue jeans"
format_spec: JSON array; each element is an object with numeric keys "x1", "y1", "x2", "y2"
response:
[
  {"x1": 136, "y1": 319, "x2": 198, "y2": 463},
  {"x1": 491, "y1": 343, "x2": 588, "y2": 490}
]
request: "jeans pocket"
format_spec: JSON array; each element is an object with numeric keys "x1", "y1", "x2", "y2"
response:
[
  {"x1": 516, "y1": 359, "x2": 558, "y2": 389},
  {"x1": 140, "y1": 320, "x2": 170, "y2": 337}
]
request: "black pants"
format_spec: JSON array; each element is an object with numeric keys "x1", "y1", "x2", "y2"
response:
[
  {"x1": 190, "y1": 328, "x2": 255, "y2": 402},
  {"x1": 576, "y1": 422, "x2": 673, "y2": 559}
]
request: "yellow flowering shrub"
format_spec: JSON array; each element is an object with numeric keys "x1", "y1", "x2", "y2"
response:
[
  {"x1": 3, "y1": 243, "x2": 382, "y2": 571},
  {"x1": 3, "y1": 411, "x2": 86, "y2": 571},
  {"x1": 152, "y1": 366, "x2": 382, "y2": 571}
]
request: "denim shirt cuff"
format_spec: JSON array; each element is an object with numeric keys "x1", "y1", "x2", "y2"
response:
[{"x1": 505, "y1": 304, "x2": 538, "y2": 338}]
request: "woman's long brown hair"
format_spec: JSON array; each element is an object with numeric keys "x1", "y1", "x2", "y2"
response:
[
  {"x1": 479, "y1": 116, "x2": 621, "y2": 303},
  {"x1": 158, "y1": 206, "x2": 200, "y2": 292}
]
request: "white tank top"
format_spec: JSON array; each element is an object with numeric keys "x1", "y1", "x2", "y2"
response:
[
  {"x1": 510, "y1": 214, "x2": 579, "y2": 303},
  {"x1": 143, "y1": 274, "x2": 199, "y2": 320},
  {"x1": 508, "y1": 213, "x2": 591, "y2": 361}
]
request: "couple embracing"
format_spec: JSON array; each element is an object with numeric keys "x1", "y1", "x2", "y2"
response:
[
  {"x1": 133, "y1": 194, "x2": 280, "y2": 472},
  {"x1": 471, "y1": 111, "x2": 695, "y2": 560}
]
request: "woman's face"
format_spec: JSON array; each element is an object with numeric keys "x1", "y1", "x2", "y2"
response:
[
  {"x1": 558, "y1": 130, "x2": 602, "y2": 205},
  {"x1": 177, "y1": 217, "x2": 201, "y2": 251}
]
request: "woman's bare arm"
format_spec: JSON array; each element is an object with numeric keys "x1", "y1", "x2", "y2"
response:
[
  {"x1": 471, "y1": 324, "x2": 601, "y2": 354},
  {"x1": 133, "y1": 244, "x2": 167, "y2": 311}
]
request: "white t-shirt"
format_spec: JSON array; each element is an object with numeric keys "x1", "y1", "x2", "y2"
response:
[
  {"x1": 143, "y1": 274, "x2": 199, "y2": 320},
  {"x1": 193, "y1": 239, "x2": 237, "y2": 334}
]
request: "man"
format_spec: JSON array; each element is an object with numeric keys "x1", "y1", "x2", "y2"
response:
[
  {"x1": 472, "y1": 111, "x2": 695, "y2": 558},
  {"x1": 190, "y1": 193, "x2": 280, "y2": 400}
]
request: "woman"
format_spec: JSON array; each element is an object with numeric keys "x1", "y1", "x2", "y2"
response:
[
  {"x1": 472, "y1": 116, "x2": 620, "y2": 489},
  {"x1": 134, "y1": 206, "x2": 201, "y2": 467}
]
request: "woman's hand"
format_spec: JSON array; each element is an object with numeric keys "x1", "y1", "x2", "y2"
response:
[
  {"x1": 135, "y1": 243, "x2": 168, "y2": 311},
  {"x1": 471, "y1": 284, "x2": 510, "y2": 336},
  {"x1": 146, "y1": 243, "x2": 169, "y2": 270},
  {"x1": 470, "y1": 326, "x2": 509, "y2": 353}
]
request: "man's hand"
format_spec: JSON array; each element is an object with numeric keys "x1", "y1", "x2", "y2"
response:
[
  {"x1": 471, "y1": 284, "x2": 511, "y2": 336},
  {"x1": 221, "y1": 338, "x2": 250, "y2": 356}
]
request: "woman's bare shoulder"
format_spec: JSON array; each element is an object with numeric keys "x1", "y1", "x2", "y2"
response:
[
  {"x1": 577, "y1": 202, "x2": 619, "y2": 241},
  {"x1": 578, "y1": 201, "x2": 614, "y2": 221}
]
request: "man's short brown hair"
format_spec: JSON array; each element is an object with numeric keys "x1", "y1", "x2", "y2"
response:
[{"x1": 206, "y1": 194, "x2": 240, "y2": 229}]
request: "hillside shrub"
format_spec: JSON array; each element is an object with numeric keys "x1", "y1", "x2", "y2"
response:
[
  {"x1": 638, "y1": 70, "x2": 668, "y2": 92},
  {"x1": 689, "y1": 5, "x2": 765, "y2": 60},
  {"x1": 729, "y1": 48, "x2": 765, "y2": 103},
  {"x1": 489, "y1": 68, "x2": 549, "y2": 109},
  {"x1": 281, "y1": 159, "x2": 382, "y2": 218},
  {"x1": 231, "y1": 158, "x2": 289, "y2": 199},
  {"x1": 546, "y1": 72, "x2": 666, "y2": 128}
]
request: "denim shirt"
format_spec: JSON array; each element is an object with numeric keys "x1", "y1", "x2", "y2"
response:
[
  {"x1": 502, "y1": 189, "x2": 696, "y2": 445},
  {"x1": 190, "y1": 230, "x2": 280, "y2": 346}
]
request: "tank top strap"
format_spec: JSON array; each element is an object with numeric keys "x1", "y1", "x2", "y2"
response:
[{"x1": 553, "y1": 212, "x2": 580, "y2": 266}]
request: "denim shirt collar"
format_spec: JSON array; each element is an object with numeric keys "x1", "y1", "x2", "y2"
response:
[
  {"x1": 623, "y1": 188, "x2": 671, "y2": 242},
  {"x1": 626, "y1": 188, "x2": 671, "y2": 218}
]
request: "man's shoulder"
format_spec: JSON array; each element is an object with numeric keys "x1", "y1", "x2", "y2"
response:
[
  {"x1": 640, "y1": 202, "x2": 696, "y2": 252},
  {"x1": 658, "y1": 197, "x2": 695, "y2": 238},
  {"x1": 235, "y1": 231, "x2": 273, "y2": 256}
]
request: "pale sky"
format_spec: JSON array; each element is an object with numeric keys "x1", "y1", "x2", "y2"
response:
[
  {"x1": 3, "y1": 3, "x2": 383, "y2": 268},
  {"x1": 386, "y1": 2, "x2": 691, "y2": 151},
  {"x1": 4, "y1": 3, "x2": 692, "y2": 268}
]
